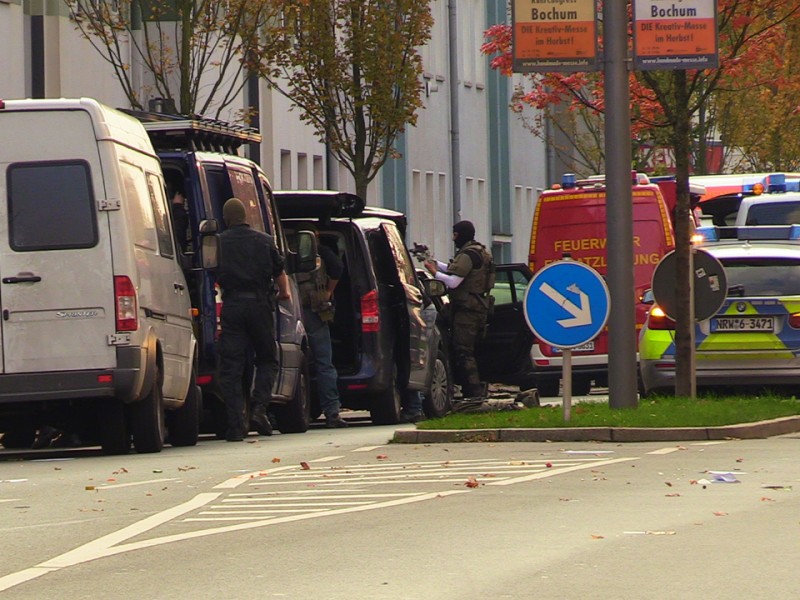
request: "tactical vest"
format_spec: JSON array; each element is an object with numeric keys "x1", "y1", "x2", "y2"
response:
[
  {"x1": 296, "y1": 254, "x2": 328, "y2": 312},
  {"x1": 448, "y1": 240, "x2": 495, "y2": 310}
]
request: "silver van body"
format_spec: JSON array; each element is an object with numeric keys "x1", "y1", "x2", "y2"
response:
[{"x1": 0, "y1": 98, "x2": 199, "y2": 454}]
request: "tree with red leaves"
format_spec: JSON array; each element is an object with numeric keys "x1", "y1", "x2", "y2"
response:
[{"x1": 483, "y1": 1, "x2": 800, "y2": 397}]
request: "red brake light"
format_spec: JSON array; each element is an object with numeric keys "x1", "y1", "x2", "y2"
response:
[
  {"x1": 114, "y1": 276, "x2": 138, "y2": 331},
  {"x1": 647, "y1": 306, "x2": 675, "y2": 331},
  {"x1": 789, "y1": 313, "x2": 800, "y2": 329},
  {"x1": 361, "y1": 290, "x2": 380, "y2": 332}
]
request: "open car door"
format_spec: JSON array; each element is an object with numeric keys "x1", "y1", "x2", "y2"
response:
[{"x1": 475, "y1": 264, "x2": 534, "y2": 386}]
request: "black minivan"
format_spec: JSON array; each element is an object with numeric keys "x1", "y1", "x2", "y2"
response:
[
  {"x1": 126, "y1": 111, "x2": 312, "y2": 436},
  {"x1": 275, "y1": 191, "x2": 453, "y2": 424}
]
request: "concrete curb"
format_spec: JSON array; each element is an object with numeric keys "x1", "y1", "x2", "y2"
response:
[{"x1": 391, "y1": 416, "x2": 800, "y2": 444}]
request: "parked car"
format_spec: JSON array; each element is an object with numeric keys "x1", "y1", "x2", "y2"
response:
[
  {"x1": 124, "y1": 111, "x2": 312, "y2": 436},
  {"x1": 0, "y1": 98, "x2": 206, "y2": 454},
  {"x1": 639, "y1": 226, "x2": 800, "y2": 395},
  {"x1": 275, "y1": 191, "x2": 453, "y2": 424}
]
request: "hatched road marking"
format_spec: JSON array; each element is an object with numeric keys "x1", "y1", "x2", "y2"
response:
[{"x1": 2, "y1": 445, "x2": 707, "y2": 592}]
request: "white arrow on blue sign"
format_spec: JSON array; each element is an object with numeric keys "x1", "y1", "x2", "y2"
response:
[{"x1": 524, "y1": 260, "x2": 610, "y2": 349}]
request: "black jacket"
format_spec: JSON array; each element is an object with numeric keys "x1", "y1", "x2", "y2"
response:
[{"x1": 218, "y1": 224, "x2": 284, "y2": 297}]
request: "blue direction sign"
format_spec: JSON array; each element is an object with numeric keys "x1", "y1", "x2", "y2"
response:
[{"x1": 524, "y1": 260, "x2": 610, "y2": 349}]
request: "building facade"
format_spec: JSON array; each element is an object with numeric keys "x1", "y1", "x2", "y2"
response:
[{"x1": 0, "y1": 0, "x2": 548, "y2": 263}]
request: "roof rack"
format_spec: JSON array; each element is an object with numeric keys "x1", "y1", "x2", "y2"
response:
[{"x1": 120, "y1": 109, "x2": 262, "y2": 153}]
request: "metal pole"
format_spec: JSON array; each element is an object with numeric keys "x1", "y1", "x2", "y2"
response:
[
  {"x1": 562, "y1": 349, "x2": 572, "y2": 422},
  {"x1": 604, "y1": 1, "x2": 638, "y2": 408},
  {"x1": 448, "y1": 0, "x2": 462, "y2": 221}
]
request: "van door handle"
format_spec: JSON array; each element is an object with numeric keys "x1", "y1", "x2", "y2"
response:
[
  {"x1": 2, "y1": 275, "x2": 42, "y2": 284},
  {"x1": 174, "y1": 282, "x2": 185, "y2": 291}
]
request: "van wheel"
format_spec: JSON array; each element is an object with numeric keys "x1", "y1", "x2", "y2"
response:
[
  {"x1": 274, "y1": 355, "x2": 311, "y2": 433},
  {"x1": 167, "y1": 367, "x2": 201, "y2": 447},
  {"x1": 1, "y1": 429, "x2": 36, "y2": 449},
  {"x1": 100, "y1": 399, "x2": 130, "y2": 456},
  {"x1": 130, "y1": 367, "x2": 165, "y2": 453},
  {"x1": 423, "y1": 344, "x2": 453, "y2": 418},
  {"x1": 537, "y1": 378, "x2": 560, "y2": 397},
  {"x1": 370, "y1": 364, "x2": 402, "y2": 425}
]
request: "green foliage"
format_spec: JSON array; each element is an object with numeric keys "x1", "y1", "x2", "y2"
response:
[
  {"x1": 259, "y1": 0, "x2": 433, "y2": 198},
  {"x1": 419, "y1": 394, "x2": 800, "y2": 430}
]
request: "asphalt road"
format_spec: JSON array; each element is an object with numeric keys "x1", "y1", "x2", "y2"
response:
[{"x1": 1, "y1": 419, "x2": 799, "y2": 599}]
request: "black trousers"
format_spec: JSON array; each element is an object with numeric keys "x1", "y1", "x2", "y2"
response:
[{"x1": 218, "y1": 298, "x2": 278, "y2": 435}]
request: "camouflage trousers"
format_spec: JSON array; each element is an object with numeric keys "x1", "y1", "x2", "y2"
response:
[{"x1": 450, "y1": 306, "x2": 488, "y2": 397}]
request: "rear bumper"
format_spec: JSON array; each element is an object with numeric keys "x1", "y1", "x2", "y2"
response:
[
  {"x1": 529, "y1": 345, "x2": 611, "y2": 379},
  {"x1": 0, "y1": 346, "x2": 145, "y2": 404},
  {"x1": 641, "y1": 358, "x2": 800, "y2": 393}
]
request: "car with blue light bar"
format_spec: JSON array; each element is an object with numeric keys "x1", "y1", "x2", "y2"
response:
[
  {"x1": 640, "y1": 225, "x2": 800, "y2": 395},
  {"x1": 696, "y1": 172, "x2": 800, "y2": 227}
]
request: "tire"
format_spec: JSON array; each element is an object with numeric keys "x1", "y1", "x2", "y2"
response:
[
  {"x1": 100, "y1": 399, "x2": 130, "y2": 456},
  {"x1": 274, "y1": 356, "x2": 311, "y2": 433},
  {"x1": 370, "y1": 363, "x2": 402, "y2": 425},
  {"x1": 167, "y1": 367, "x2": 201, "y2": 447},
  {"x1": 130, "y1": 366, "x2": 165, "y2": 454},
  {"x1": 572, "y1": 375, "x2": 592, "y2": 396},
  {"x1": 423, "y1": 344, "x2": 453, "y2": 418},
  {"x1": 537, "y1": 378, "x2": 561, "y2": 397},
  {"x1": 1, "y1": 429, "x2": 36, "y2": 449}
]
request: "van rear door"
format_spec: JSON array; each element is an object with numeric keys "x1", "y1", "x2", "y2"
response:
[{"x1": 0, "y1": 110, "x2": 116, "y2": 373}]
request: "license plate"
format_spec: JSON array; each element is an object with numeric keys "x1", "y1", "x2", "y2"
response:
[
  {"x1": 553, "y1": 342, "x2": 595, "y2": 353},
  {"x1": 711, "y1": 316, "x2": 775, "y2": 332}
]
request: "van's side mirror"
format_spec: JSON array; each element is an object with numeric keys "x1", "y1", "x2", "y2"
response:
[
  {"x1": 199, "y1": 235, "x2": 220, "y2": 269},
  {"x1": 640, "y1": 289, "x2": 655, "y2": 304},
  {"x1": 423, "y1": 278, "x2": 447, "y2": 298},
  {"x1": 293, "y1": 230, "x2": 319, "y2": 274}
]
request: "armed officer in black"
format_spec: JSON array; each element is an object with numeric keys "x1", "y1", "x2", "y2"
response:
[{"x1": 217, "y1": 198, "x2": 291, "y2": 441}]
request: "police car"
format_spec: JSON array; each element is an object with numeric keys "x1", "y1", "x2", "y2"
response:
[{"x1": 639, "y1": 225, "x2": 800, "y2": 395}]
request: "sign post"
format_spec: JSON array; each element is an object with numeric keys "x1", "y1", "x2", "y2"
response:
[{"x1": 523, "y1": 259, "x2": 610, "y2": 421}]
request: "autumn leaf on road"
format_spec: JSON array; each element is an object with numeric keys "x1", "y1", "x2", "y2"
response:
[
  {"x1": 300, "y1": 462, "x2": 310, "y2": 470},
  {"x1": 465, "y1": 477, "x2": 479, "y2": 488}
]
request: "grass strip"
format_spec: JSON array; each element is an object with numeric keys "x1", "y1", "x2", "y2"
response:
[{"x1": 417, "y1": 394, "x2": 800, "y2": 430}]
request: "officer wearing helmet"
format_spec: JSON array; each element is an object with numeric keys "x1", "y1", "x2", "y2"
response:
[
  {"x1": 217, "y1": 198, "x2": 291, "y2": 441},
  {"x1": 424, "y1": 220, "x2": 495, "y2": 400}
]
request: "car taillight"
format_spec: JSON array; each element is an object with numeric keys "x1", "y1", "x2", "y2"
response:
[
  {"x1": 361, "y1": 289, "x2": 379, "y2": 332},
  {"x1": 114, "y1": 275, "x2": 138, "y2": 331},
  {"x1": 647, "y1": 306, "x2": 675, "y2": 331},
  {"x1": 789, "y1": 313, "x2": 800, "y2": 328}
]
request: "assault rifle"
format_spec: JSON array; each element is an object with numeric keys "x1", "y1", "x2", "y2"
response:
[{"x1": 410, "y1": 242, "x2": 432, "y2": 263}]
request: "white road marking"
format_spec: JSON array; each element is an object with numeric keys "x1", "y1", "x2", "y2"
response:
[
  {"x1": 0, "y1": 453, "x2": 644, "y2": 593},
  {"x1": 352, "y1": 445, "x2": 386, "y2": 452},
  {"x1": 0, "y1": 499, "x2": 20, "y2": 504},
  {"x1": 98, "y1": 478, "x2": 179, "y2": 490},
  {"x1": 310, "y1": 455, "x2": 345, "y2": 462},
  {"x1": 648, "y1": 447, "x2": 683, "y2": 455},
  {"x1": 486, "y1": 457, "x2": 638, "y2": 486},
  {"x1": 0, "y1": 492, "x2": 220, "y2": 592}
]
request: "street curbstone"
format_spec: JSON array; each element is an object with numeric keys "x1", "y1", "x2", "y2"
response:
[
  {"x1": 611, "y1": 427, "x2": 709, "y2": 442},
  {"x1": 499, "y1": 428, "x2": 612, "y2": 442},
  {"x1": 392, "y1": 416, "x2": 800, "y2": 443}
]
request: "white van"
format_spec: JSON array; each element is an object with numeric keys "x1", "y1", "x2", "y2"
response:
[{"x1": 0, "y1": 98, "x2": 201, "y2": 454}]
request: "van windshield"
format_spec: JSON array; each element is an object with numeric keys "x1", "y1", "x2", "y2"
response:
[
  {"x1": 744, "y1": 202, "x2": 800, "y2": 226},
  {"x1": 722, "y1": 257, "x2": 800, "y2": 296}
]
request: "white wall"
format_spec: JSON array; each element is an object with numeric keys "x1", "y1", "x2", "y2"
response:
[{"x1": 0, "y1": 2, "x2": 27, "y2": 99}]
